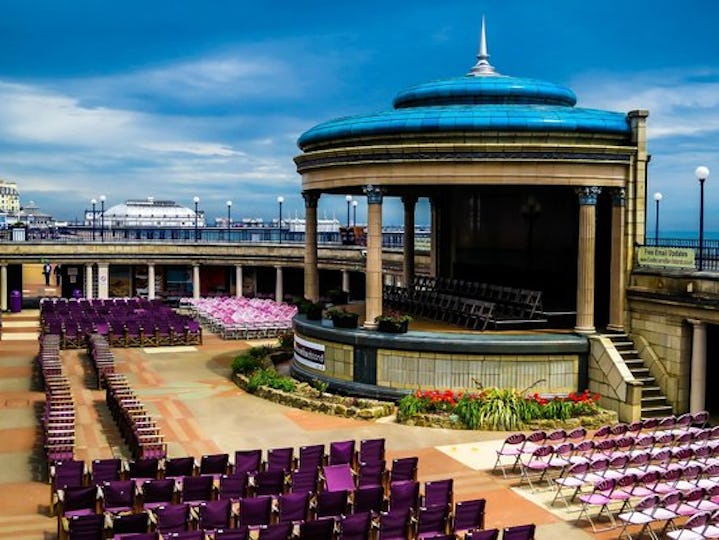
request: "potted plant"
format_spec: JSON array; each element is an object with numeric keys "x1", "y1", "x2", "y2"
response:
[
  {"x1": 326, "y1": 307, "x2": 359, "y2": 329},
  {"x1": 305, "y1": 301, "x2": 326, "y2": 321},
  {"x1": 327, "y1": 288, "x2": 349, "y2": 305},
  {"x1": 375, "y1": 311, "x2": 412, "y2": 333}
]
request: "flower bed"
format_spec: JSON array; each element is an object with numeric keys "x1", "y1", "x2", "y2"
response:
[
  {"x1": 397, "y1": 387, "x2": 617, "y2": 431},
  {"x1": 234, "y1": 373, "x2": 395, "y2": 420}
]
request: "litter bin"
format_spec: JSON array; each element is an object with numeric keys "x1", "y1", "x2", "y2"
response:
[{"x1": 9, "y1": 290, "x2": 21, "y2": 313}]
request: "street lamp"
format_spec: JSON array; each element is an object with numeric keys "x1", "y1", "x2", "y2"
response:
[
  {"x1": 226, "y1": 200, "x2": 232, "y2": 242},
  {"x1": 277, "y1": 196, "x2": 284, "y2": 244},
  {"x1": 90, "y1": 198, "x2": 97, "y2": 241},
  {"x1": 653, "y1": 192, "x2": 662, "y2": 246},
  {"x1": 99, "y1": 195, "x2": 106, "y2": 242},
  {"x1": 352, "y1": 199, "x2": 358, "y2": 227},
  {"x1": 695, "y1": 166, "x2": 710, "y2": 270},
  {"x1": 345, "y1": 195, "x2": 352, "y2": 228},
  {"x1": 193, "y1": 196, "x2": 200, "y2": 242}
]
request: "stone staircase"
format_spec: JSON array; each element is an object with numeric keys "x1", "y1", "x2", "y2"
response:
[{"x1": 605, "y1": 333, "x2": 674, "y2": 419}]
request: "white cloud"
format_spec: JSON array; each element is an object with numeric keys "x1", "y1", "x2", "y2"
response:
[{"x1": 571, "y1": 69, "x2": 719, "y2": 140}]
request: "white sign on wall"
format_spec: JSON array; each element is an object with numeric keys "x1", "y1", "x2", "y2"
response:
[{"x1": 294, "y1": 335, "x2": 326, "y2": 371}]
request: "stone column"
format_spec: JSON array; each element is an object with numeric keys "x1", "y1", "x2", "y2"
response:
[
  {"x1": 235, "y1": 265, "x2": 243, "y2": 297},
  {"x1": 402, "y1": 195, "x2": 417, "y2": 287},
  {"x1": 607, "y1": 189, "x2": 626, "y2": 331},
  {"x1": 429, "y1": 196, "x2": 439, "y2": 278},
  {"x1": 192, "y1": 264, "x2": 200, "y2": 300},
  {"x1": 85, "y1": 263, "x2": 94, "y2": 299},
  {"x1": 341, "y1": 270, "x2": 350, "y2": 296},
  {"x1": 275, "y1": 266, "x2": 284, "y2": 303},
  {"x1": 575, "y1": 187, "x2": 601, "y2": 334},
  {"x1": 303, "y1": 191, "x2": 320, "y2": 302},
  {"x1": 363, "y1": 184, "x2": 385, "y2": 329},
  {"x1": 147, "y1": 263, "x2": 156, "y2": 300},
  {"x1": 0, "y1": 264, "x2": 7, "y2": 311},
  {"x1": 688, "y1": 319, "x2": 707, "y2": 413},
  {"x1": 97, "y1": 263, "x2": 109, "y2": 299}
]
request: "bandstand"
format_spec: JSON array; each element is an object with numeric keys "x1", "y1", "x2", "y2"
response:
[{"x1": 292, "y1": 23, "x2": 649, "y2": 412}]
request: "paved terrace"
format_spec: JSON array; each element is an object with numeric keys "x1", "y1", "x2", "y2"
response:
[{"x1": 0, "y1": 307, "x2": 614, "y2": 539}]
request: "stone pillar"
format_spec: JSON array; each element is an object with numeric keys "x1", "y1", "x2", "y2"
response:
[
  {"x1": 192, "y1": 264, "x2": 200, "y2": 300},
  {"x1": 235, "y1": 265, "x2": 243, "y2": 297},
  {"x1": 341, "y1": 270, "x2": 350, "y2": 295},
  {"x1": 429, "y1": 196, "x2": 439, "y2": 278},
  {"x1": 303, "y1": 191, "x2": 320, "y2": 302},
  {"x1": 85, "y1": 264, "x2": 94, "y2": 299},
  {"x1": 363, "y1": 184, "x2": 385, "y2": 329},
  {"x1": 402, "y1": 195, "x2": 417, "y2": 287},
  {"x1": 0, "y1": 264, "x2": 7, "y2": 311},
  {"x1": 275, "y1": 266, "x2": 284, "y2": 303},
  {"x1": 147, "y1": 263, "x2": 156, "y2": 300},
  {"x1": 97, "y1": 263, "x2": 109, "y2": 299},
  {"x1": 607, "y1": 189, "x2": 626, "y2": 331},
  {"x1": 575, "y1": 187, "x2": 601, "y2": 334},
  {"x1": 688, "y1": 319, "x2": 707, "y2": 413}
]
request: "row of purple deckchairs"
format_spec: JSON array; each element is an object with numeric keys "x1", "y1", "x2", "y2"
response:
[
  {"x1": 104, "y1": 373, "x2": 166, "y2": 461},
  {"x1": 493, "y1": 410, "x2": 711, "y2": 478},
  {"x1": 40, "y1": 296, "x2": 202, "y2": 348},
  {"x1": 59, "y1": 496, "x2": 491, "y2": 539},
  {"x1": 182, "y1": 297, "x2": 297, "y2": 340},
  {"x1": 40, "y1": 334, "x2": 77, "y2": 478}
]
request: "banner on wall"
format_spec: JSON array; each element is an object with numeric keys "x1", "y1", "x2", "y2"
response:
[{"x1": 294, "y1": 335, "x2": 326, "y2": 371}]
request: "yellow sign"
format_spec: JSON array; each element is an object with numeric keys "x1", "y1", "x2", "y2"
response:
[{"x1": 637, "y1": 247, "x2": 695, "y2": 268}]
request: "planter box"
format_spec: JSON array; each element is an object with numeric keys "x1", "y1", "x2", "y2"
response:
[
  {"x1": 331, "y1": 313, "x2": 359, "y2": 329},
  {"x1": 377, "y1": 319, "x2": 409, "y2": 333},
  {"x1": 306, "y1": 304, "x2": 324, "y2": 320}
]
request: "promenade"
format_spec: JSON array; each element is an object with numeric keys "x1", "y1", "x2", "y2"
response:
[{"x1": 0, "y1": 306, "x2": 610, "y2": 539}]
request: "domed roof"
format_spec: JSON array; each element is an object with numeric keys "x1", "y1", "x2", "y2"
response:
[
  {"x1": 392, "y1": 76, "x2": 577, "y2": 108},
  {"x1": 298, "y1": 23, "x2": 629, "y2": 150},
  {"x1": 104, "y1": 198, "x2": 196, "y2": 219}
]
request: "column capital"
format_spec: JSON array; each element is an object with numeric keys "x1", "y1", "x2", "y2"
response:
[
  {"x1": 687, "y1": 318, "x2": 705, "y2": 328},
  {"x1": 576, "y1": 186, "x2": 602, "y2": 205},
  {"x1": 610, "y1": 188, "x2": 626, "y2": 207},
  {"x1": 302, "y1": 191, "x2": 320, "y2": 208},
  {"x1": 363, "y1": 184, "x2": 385, "y2": 205},
  {"x1": 401, "y1": 194, "x2": 418, "y2": 206}
]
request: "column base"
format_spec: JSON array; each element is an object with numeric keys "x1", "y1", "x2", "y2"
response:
[
  {"x1": 605, "y1": 323, "x2": 625, "y2": 333},
  {"x1": 574, "y1": 326, "x2": 596, "y2": 335},
  {"x1": 363, "y1": 321, "x2": 378, "y2": 330}
]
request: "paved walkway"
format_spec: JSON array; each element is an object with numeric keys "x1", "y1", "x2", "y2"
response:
[{"x1": 0, "y1": 309, "x2": 613, "y2": 539}]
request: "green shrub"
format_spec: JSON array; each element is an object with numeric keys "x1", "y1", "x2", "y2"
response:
[
  {"x1": 248, "y1": 346, "x2": 272, "y2": 359},
  {"x1": 277, "y1": 331, "x2": 294, "y2": 350},
  {"x1": 398, "y1": 394, "x2": 428, "y2": 420},
  {"x1": 231, "y1": 353, "x2": 264, "y2": 375},
  {"x1": 246, "y1": 369, "x2": 296, "y2": 393}
]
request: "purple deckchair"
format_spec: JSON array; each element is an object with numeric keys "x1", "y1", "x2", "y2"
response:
[
  {"x1": 339, "y1": 511, "x2": 372, "y2": 540},
  {"x1": 101, "y1": 480, "x2": 135, "y2": 514},
  {"x1": 416, "y1": 505, "x2": 450, "y2": 539},
  {"x1": 180, "y1": 475, "x2": 213, "y2": 505},
  {"x1": 323, "y1": 463, "x2": 355, "y2": 492},
  {"x1": 197, "y1": 499, "x2": 233, "y2": 531},
  {"x1": 153, "y1": 503, "x2": 190, "y2": 534},
  {"x1": 258, "y1": 521, "x2": 294, "y2": 540},
  {"x1": 277, "y1": 491, "x2": 310, "y2": 523}
]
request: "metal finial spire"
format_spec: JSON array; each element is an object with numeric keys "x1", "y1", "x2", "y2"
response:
[{"x1": 467, "y1": 15, "x2": 497, "y2": 76}]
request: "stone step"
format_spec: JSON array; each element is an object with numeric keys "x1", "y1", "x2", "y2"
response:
[
  {"x1": 623, "y1": 358, "x2": 645, "y2": 366},
  {"x1": 642, "y1": 386, "x2": 663, "y2": 397},
  {"x1": 635, "y1": 376, "x2": 657, "y2": 385},
  {"x1": 618, "y1": 349, "x2": 640, "y2": 357},
  {"x1": 642, "y1": 405, "x2": 674, "y2": 419},
  {"x1": 641, "y1": 395, "x2": 669, "y2": 404},
  {"x1": 629, "y1": 367, "x2": 651, "y2": 377}
]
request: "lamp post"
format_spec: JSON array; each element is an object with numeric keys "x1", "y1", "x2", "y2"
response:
[
  {"x1": 695, "y1": 166, "x2": 710, "y2": 271},
  {"x1": 653, "y1": 192, "x2": 662, "y2": 246},
  {"x1": 90, "y1": 198, "x2": 97, "y2": 241},
  {"x1": 352, "y1": 199, "x2": 358, "y2": 227},
  {"x1": 277, "y1": 196, "x2": 284, "y2": 244},
  {"x1": 193, "y1": 196, "x2": 200, "y2": 242},
  {"x1": 345, "y1": 195, "x2": 352, "y2": 228},
  {"x1": 99, "y1": 195, "x2": 106, "y2": 242},
  {"x1": 226, "y1": 200, "x2": 232, "y2": 242}
]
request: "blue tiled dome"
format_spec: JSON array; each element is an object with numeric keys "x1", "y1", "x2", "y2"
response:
[
  {"x1": 297, "y1": 73, "x2": 629, "y2": 150},
  {"x1": 393, "y1": 76, "x2": 577, "y2": 108}
]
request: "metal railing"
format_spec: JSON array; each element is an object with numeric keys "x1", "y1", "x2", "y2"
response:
[{"x1": 641, "y1": 238, "x2": 719, "y2": 272}]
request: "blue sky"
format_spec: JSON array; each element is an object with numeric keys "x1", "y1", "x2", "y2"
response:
[{"x1": 1, "y1": 0, "x2": 718, "y2": 230}]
